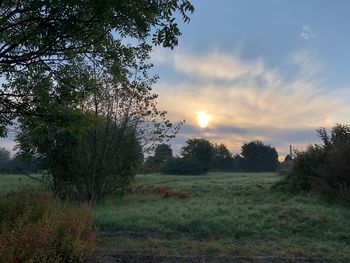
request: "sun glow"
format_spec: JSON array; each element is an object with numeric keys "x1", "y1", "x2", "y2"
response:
[{"x1": 197, "y1": 112, "x2": 210, "y2": 128}]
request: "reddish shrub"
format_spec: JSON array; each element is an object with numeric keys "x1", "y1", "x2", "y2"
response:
[
  {"x1": 130, "y1": 185, "x2": 192, "y2": 199},
  {"x1": 0, "y1": 189, "x2": 96, "y2": 262}
]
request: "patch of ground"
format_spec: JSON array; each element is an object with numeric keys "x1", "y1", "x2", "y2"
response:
[{"x1": 89, "y1": 253, "x2": 326, "y2": 263}]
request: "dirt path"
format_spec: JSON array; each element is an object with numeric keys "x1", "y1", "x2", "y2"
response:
[{"x1": 89, "y1": 253, "x2": 327, "y2": 263}]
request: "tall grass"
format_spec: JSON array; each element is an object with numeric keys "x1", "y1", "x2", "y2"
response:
[{"x1": 94, "y1": 173, "x2": 350, "y2": 260}]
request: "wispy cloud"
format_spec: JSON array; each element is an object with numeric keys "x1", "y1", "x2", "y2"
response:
[{"x1": 152, "y1": 48, "x2": 350, "y2": 156}]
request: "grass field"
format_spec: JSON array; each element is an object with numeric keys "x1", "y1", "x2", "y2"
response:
[{"x1": 1, "y1": 173, "x2": 350, "y2": 261}]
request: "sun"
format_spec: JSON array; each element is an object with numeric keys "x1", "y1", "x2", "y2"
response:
[{"x1": 197, "y1": 112, "x2": 210, "y2": 128}]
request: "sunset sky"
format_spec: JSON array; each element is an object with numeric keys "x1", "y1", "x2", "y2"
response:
[
  {"x1": 150, "y1": 0, "x2": 350, "y2": 157},
  {"x1": 2, "y1": 0, "x2": 350, "y2": 158}
]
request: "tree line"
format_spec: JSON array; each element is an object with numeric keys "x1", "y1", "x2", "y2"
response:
[
  {"x1": 143, "y1": 138, "x2": 279, "y2": 175},
  {"x1": 0, "y1": 148, "x2": 43, "y2": 174}
]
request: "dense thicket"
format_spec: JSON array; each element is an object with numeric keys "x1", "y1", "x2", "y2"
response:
[{"x1": 275, "y1": 124, "x2": 350, "y2": 204}]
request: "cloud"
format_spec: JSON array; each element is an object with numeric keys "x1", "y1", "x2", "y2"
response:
[
  {"x1": 289, "y1": 49, "x2": 323, "y2": 78},
  {"x1": 152, "y1": 48, "x2": 350, "y2": 156},
  {"x1": 300, "y1": 25, "x2": 316, "y2": 40},
  {"x1": 152, "y1": 47, "x2": 281, "y2": 85}
]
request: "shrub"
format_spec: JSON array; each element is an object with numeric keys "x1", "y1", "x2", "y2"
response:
[
  {"x1": 313, "y1": 142, "x2": 350, "y2": 203},
  {"x1": 17, "y1": 111, "x2": 143, "y2": 201},
  {"x1": 284, "y1": 145, "x2": 325, "y2": 192},
  {"x1": 161, "y1": 158, "x2": 207, "y2": 175},
  {"x1": 276, "y1": 124, "x2": 350, "y2": 204},
  {"x1": 0, "y1": 189, "x2": 96, "y2": 262},
  {"x1": 129, "y1": 185, "x2": 192, "y2": 199}
]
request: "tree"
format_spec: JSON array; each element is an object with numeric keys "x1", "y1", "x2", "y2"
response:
[
  {"x1": 0, "y1": 0, "x2": 193, "y2": 67},
  {"x1": 2, "y1": 0, "x2": 192, "y2": 200},
  {"x1": 232, "y1": 154, "x2": 244, "y2": 172},
  {"x1": 154, "y1": 144, "x2": 173, "y2": 162},
  {"x1": 0, "y1": 0, "x2": 194, "y2": 136},
  {"x1": 15, "y1": 44, "x2": 180, "y2": 201},
  {"x1": 317, "y1": 123, "x2": 350, "y2": 149},
  {"x1": 0, "y1": 147, "x2": 10, "y2": 174},
  {"x1": 211, "y1": 143, "x2": 233, "y2": 172},
  {"x1": 181, "y1": 138, "x2": 214, "y2": 172},
  {"x1": 144, "y1": 144, "x2": 173, "y2": 173},
  {"x1": 240, "y1": 140, "x2": 279, "y2": 172}
]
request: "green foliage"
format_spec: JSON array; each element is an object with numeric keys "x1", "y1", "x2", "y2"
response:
[
  {"x1": 277, "y1": 124, "x2": 350, "y2": 204},
  {"x1": 0, "y1": 0, "x2": 193, "y2": 136},
  {"x1": 211, "y1": 143, "x2": 234, "y2": 172},
  {"x1": 16, "y1": 110, "x2": 143, "y2": 201},
  {"x1": 181, "y1": 138, "x2": 214, "y2": 172},
  {"x1": 1, "y1": 0, "x2": 194, "y2": 66},
  {"x1": 154, "y1": 144, "x2": 173, "y2": 162},
  {"x1": 315, "y1": 142, "x2": 350, "y2": 202},
  {"x1": 13, "y1": 37, "x2": 182, "y2": 201},
  {"x1": 161, "y1": 158, "x2": 207, "y2": 175},
  {"x1": 0, "y1": 148, "x2": 43, "y2": 174},
  {"x1": 0, "y1": 148, "x2": 10, "y2": 174},
  {"x1": 143, "y1": 144, "x2": 173, "y2": 173},
  {"x1": 278, "y1": 145, "x2": 325, "y2": 192},
  {"x1": 0, "y1": 189, "x2": 96, "y2": 262},
  {"x1": 232, "y1": 154, "x2": 244, "y2": 172},
  {"x1": 240, "y1": 140, "x2": 279, "y2": 172}
]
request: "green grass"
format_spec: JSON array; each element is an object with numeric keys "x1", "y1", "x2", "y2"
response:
[
  {"x1": 1, "y1": 172, "x2": 350, "y2": 260},
  {"x1": 93, "y1": 173, "x2": 350, "y2": 260},
  {"x1": 0, "y1": 174, "x2": 40, "y2": 196}
]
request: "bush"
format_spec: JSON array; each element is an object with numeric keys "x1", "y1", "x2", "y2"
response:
[
  {"x1": 161, "y1": 158, "x2": 207, "y2": 175},
  {"x1": 0, "y1": 189, "x2": 96, "y2": 262},
  {"x1": 283, "y1": 145, "x2": 325, "y2": 192},
  {"x1": 276, "y1": 124, "x2": 350, "y2": 204},
  {"x1": 313, "y1": 142, "x2": 350, "y2": 203},
  {"x1": 17, "y1": 111, "x2": 143, "y2": 201}
]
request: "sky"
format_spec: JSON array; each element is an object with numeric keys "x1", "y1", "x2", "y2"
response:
[
  {"x1": 2, "y1": 0, "x2": 350, "y2": 158},
  {"x1": 149, "y1": 0, "x2": 350, "y2": 158}
]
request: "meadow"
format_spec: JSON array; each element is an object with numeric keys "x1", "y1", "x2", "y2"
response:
[{"x1": 1, "y1": 173, "x2": 350, "y2": 261}]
